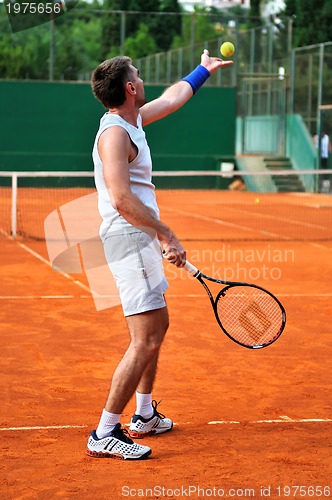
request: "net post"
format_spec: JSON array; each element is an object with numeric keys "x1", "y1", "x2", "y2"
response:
[{"x1": 11, "y1": 173, "x2": 17, "y2": 238}]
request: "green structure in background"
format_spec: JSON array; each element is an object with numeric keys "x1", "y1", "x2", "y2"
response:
[
  {"x1": 0, "y1": 81, "x2": 100, "y2": 171},
  {"x1": 1, "y1": 39, "x2": 331, "y2": 193},
  {"x1": 0, "y1": 81, "x2": 236, "y2": 188}
]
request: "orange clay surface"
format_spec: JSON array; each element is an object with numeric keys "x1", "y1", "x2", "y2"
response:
[{"x1": 0, "y1": 234, "x2": 331, "y2": 499}]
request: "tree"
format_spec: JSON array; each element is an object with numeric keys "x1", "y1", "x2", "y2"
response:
[
  {"x1": 124, "y1": 22, "x2": 157, "y2": 59},
  {"x1": 174, "y1": 6, "x2": 219, "y2": 48},
  {"x1": 125, "y1": 0, "x2": 161, "y2": 46},
  {"x1": 101, "y1": 0, "x2": 123, "y2": 59},
  {"x1": 0, "y1": 0, "x2": 103, "y2": 80},
  {"x1": 283, "y1": 0, "x2": 296, "y2": 18},
  {"x1": 153, "y1": 0, "x2": 182, "y2": 52},
  {"x1": 0, "y1": 0, "x2": 190, "y2": 80},
  {"x1": 101, "y1": 0, "x2": 181, "y2": 57},
  {"x1": 247, "y1": 0, "x2": 263, "y2": 62},
  {"x1": 248, "y1": 0, "x2": 261, "y2": 27},
  {"x1": 284, "y1": 0, "x2": 332, "y2": 46},
  {"x1": 321, "y1": 0, "x2": 332, "y2": 43},
  {"x1": 0, "y1": 13, "x2": 51, "y2": 79}
]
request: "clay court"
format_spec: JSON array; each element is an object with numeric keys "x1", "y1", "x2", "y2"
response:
[{"x1": 0, "y1": 187, "x2": 331, "y2": 499}]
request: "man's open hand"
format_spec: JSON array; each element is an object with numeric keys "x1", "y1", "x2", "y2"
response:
[{"x1": 200, "y1": 48, "x2": 234, "y2": 74}]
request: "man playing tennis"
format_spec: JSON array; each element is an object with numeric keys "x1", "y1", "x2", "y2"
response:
[{"x1": 87, "y1": 49, "x2": 233, "y2": 459}]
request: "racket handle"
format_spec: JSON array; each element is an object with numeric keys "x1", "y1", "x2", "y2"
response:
[
  {"x1": 184, "y1": 260, "x2": 199, "y2": 276},
  {"x1": 162, "y1": 251, "x2": 199, "y2": 276}
]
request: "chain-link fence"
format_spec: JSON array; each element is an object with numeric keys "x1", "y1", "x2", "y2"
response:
[
  {"x1": 134, "y1": 18, "x2": 292, "y2": 88},
  {"x1": 0, "y1": 6, "x2": 292, "y2": 83},
  {"x1": 135, "y1": 37, "x2": 235, "y2": 87},
  {"x1": 4, "y1": 5, "x2": 331, "y2": 147},
  {"x1": 291, "y1": 42, "x2": 332, "y2": 136}
]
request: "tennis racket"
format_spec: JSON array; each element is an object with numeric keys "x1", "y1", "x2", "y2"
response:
[{"x1": 182, "y1": 260, "x2": 286, "y2": 349}]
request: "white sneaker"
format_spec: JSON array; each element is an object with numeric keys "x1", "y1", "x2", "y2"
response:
[
  {"x1": 129, "y1": 400, "x2": 173, "y2": 439},
  {"x1": 86, "y1": 423, "x2": 151, "y2": 460}
]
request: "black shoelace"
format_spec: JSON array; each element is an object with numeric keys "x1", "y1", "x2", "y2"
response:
[
  {"x1": 111, "y1": 423, "x2": 134, "y2": 444},
  {"x1": 152, "y1": 400, "x2": 166, "y2": 420}
]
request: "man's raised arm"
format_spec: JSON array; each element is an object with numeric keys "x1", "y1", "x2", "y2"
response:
[{"x1": 140, "y1": 49, "x2": 233, "y2": 127}]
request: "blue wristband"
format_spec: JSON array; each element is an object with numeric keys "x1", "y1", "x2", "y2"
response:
[{"x1": 182, "y1": 65, "x2": 210, "y2": 94}]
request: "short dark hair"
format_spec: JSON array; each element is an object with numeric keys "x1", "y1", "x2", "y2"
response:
[{"x1": 91, "y1": 56, "x2": 134, "y2": 108}]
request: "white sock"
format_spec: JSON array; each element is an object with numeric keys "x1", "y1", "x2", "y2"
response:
[
  {"x1": 135, "y1": 392, "x2": 154, "y2": 419},
  {"x1": 96, "y1": 409, "x2": 121, "y2": 439}
]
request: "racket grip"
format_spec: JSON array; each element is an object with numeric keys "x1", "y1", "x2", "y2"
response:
[
  {"x1": 184, "y1": 260, "x2": 199, "y2": 276},
  {"x1": 162, "y1": 251, "x2": 199, "y2": 276}
]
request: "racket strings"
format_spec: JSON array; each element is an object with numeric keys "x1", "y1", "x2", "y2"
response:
[{"x1": 216, "y1": 286, "x2": 283, "y2": 347}]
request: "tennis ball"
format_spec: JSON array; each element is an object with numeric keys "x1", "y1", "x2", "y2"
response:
[
  {"x1": 220, "y1": 42, "x2": 235, "y2": 58},
  {"x1": 255, "y1": 197, "x2": 260, "y2": 204}
]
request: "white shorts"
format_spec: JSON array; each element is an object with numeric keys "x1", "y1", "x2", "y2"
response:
[{"x1": 104, "y1": 230, "x2": 169, "y2": 316}]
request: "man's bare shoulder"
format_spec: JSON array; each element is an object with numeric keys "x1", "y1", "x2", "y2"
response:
[
  {"x1": 98, "y1": 125, "x2": 131, "y2": 161},
  {"x1": 99, "y1": 124, "x2": 129, "y2": 141}
]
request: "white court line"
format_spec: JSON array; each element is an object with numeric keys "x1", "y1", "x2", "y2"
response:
[
  {"x1": 0, "y1": 425, "x2": 87, "y2": 431},
  {"x1": 10, "y1": 239, "x2": 93, "y2": 295},
  {"x1": 232, "y1": 206, "x2": 327, "y2": 231},
  {"x1": 309, "y1": 242, "x2": 332, "y2": 250},
  {"x1": 274, "y1": 293, "x2": 332, "y2": 297},
  {"x1": 0, "y1": 295, "x2": 77, "y2": 299},
  {"x1": 0, "y1": 294, "x2": 115, "y2": 299},
  {"x1": 159, "y1": 205, "x2": 286, "y2": 240},
  {"x1": 209, "y1": 416, "x2": 332, "y2": 425},
  {"x1": 4, "y1": 236, "x2": 332, "y2": 300},
  {"x1": 1, "y1": 293, "x2": 332, "y2": 299},
  {"x1": 0, "y1": 228, "x2": 91, "y2": 294},
  {"x1": 1, "y1": 416, "x2": 331, "y2": 432},
  {"x1": 160, "y1": 204, "x2": 331, "y2": 240},
  {"x1": 169, "y1": 293, "x2": 332, "y2": 298}
]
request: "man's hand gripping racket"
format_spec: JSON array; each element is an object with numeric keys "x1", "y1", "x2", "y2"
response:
[{"x1": 169, "y1": 257, "x2": 286, "y2": 349}]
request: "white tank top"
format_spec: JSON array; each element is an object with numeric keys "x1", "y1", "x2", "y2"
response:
[{"x1": 93, "y1": 113, "x2": 160, "y2": 241}]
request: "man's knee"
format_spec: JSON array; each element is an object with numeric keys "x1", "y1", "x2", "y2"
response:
[
  {"x1": 127, "y1": 306, "x2": 169, "y2": 354},
  {"x1": 133, "y1": 334, "x2": 162, "y2": 360}
]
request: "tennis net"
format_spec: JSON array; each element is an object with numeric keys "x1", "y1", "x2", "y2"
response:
[{"x1": 0, "y1": 170, "x2": 331, "y2": 242}]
